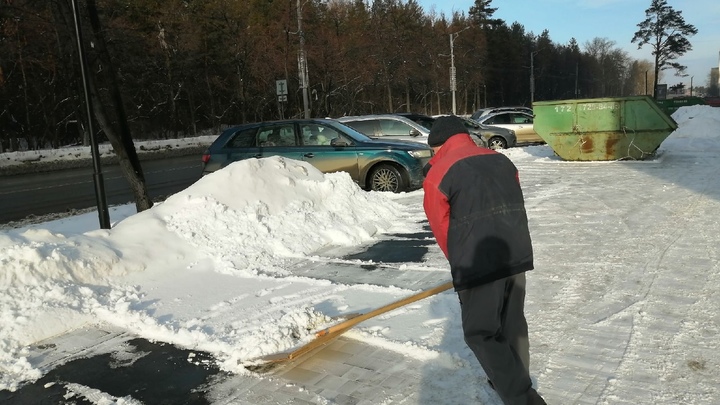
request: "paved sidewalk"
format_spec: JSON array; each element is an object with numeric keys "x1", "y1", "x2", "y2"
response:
[
  {"x1": 210, "y1": 218, "x2": 481, "y2": 404},
  {"x1": 14, "y1": 328, "x2": 474, "y2": 405},
  {"x1": 242, "y1": 336, "x2": 428, "y2": 405},
  {"x1": 5, "y1": 213, "x2": 466, "y2": 405},
  {"x1": 227, "y1": 225, "x2": 461, "y2": 404}
]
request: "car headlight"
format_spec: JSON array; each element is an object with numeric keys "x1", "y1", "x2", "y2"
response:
[{"x1": 408, "y1": 149, "x2": 433, "y2": 159}]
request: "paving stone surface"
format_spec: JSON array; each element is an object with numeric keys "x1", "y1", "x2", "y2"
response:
[{"x1": 274, "y1": 336, "x2": 429, "y2": 404}]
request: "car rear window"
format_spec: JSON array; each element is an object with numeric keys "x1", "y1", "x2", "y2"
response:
[
  {"x1": 257, "y1": 124, "x2": 297, "y2": 146},
  {"x1": 486, "y1": 114, "x2": 510, "y2": 125},
  {"x1": 511, "y1": 114, "x2": 532, "y2": 124},
  {"x1": 343, "y1": 120, "x2": 377, "y2": 136},
  {"x1": 378, "y1": 119, "x2": 413, "y2": 136},
  {"x1": 225, "y1": 127, "x2": 258, "y2": 148}
]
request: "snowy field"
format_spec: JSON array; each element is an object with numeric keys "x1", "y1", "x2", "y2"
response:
[{"x1": 1, "y1": 105, "x2": 719, "y2": 404}]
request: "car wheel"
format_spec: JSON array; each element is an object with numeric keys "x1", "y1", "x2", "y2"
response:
[
  {"x1": 487, "y1": 136, "x2": 508, "y2": 150},
  {"x1": 369, "y1": 164, "x2": 406, "y2": 192}
]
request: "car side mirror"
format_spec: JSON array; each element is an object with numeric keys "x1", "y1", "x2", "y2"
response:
[
  {"x1": 330, "y1": 137, "x2": 348, "y2": 147},
  {"x1": 410, "y1": 129, "x2": 421, "y2": 137}
]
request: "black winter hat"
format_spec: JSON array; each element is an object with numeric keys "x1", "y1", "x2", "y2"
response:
[{"x1": 428, "y1": 115, "x2": 468, "y2": 147}]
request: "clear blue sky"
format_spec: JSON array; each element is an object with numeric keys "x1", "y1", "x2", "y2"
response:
[{"x1": 417, "y1": 0, "x2": 720, "y2": 88}]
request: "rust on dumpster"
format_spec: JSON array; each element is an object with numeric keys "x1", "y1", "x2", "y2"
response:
[{"x1": 533, "y1": 96, "x2": 678, "y2": 161}]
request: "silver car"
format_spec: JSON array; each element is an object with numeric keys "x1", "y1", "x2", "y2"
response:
[
  {"x1": 337, "y1": 114, "x2": 487, "y2": 147},
  {"x1": 464, "y1": 118, "x2": 517, "y2": 150},
  {"x1": 336, "y1": 114, "x2": 429, "y2": 143},
  {"x1": 470, "y1": 106, "x2": 533, "y2": 121}
]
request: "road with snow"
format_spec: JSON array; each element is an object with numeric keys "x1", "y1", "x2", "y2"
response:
[{"x1": 0, "y1": 155, "x2": 202, "y2": 224}]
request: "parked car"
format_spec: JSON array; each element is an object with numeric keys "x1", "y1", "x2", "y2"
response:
[
  {"x1": 470, "y1": 106, "x2": 533, "y2": 121},
  {"x1": 344, "y1": 113, "x2": 488, "y2": 148},
  {"x1": 430, "y1": 115, "x2": 516, "y2": 150},
  {"x1": 394, "y1": 112, "x2": 436, "y2": 131},
  {"x1": 201, "y1": 119, "x2": 433, "y2": 193},
  {"x1": 336, "y1": 114, "x2": 430, "y2": 143},
  {"x1": 475, "y1": 111, "x2": 544, "y2": 144},
  {"x1": 464, "y1": 118, "x2": 517, "y2": 150}
]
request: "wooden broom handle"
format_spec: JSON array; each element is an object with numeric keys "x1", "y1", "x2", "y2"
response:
[{"x1": 316, "y1": 281, "x2": 454, "y2": 337}]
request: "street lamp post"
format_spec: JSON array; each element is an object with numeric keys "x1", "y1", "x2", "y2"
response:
[
  {"x1": 483, "y1": 83, "x2": 487, "y2": 108},
  {"x1": 70, "y1": 0, "x2": 110, "y2": 229},
  {"x1": 530, "y1": 51, "x2": 535, "y2": 104},
  {"x1": 690, "y1": 76, "x2": 694, "y2": 97},
  {"x1": 574, "y1": 62, "x2": 579, "y2": 98},
  {"x1": 530, "y1": 49, "x2": 542, "y2": 104},
  {"x1": 449, "y1": 27, "x2": 470, "y2": 115},
  {"x1": 297, "y1": 0, "x2": 310, "y2": 118}
]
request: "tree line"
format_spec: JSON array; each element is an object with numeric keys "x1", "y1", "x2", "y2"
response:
[{"x1": 2, "y1": 0, "x2": 696, "y2": 154}]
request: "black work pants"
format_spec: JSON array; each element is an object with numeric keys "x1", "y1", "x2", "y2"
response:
[{"x1": 457, "y1": 272, "x2": 546, "y2": 405}]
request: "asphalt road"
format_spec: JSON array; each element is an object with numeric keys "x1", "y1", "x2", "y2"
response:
[{"x1": 0, "y1": 154, "x2": 204, "y2": 225}]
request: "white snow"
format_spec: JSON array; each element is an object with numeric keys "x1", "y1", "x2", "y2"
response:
[{"x1": 1, "y1": 106, "x2": 720, "y2": 404}]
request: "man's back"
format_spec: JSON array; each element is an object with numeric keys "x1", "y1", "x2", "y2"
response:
[
  {"x1": 423, "y1": 134, "x2": 533, "y2": 291},
  {"x1": 421, "y1": 115, "x2": 546, "y2": 405}
]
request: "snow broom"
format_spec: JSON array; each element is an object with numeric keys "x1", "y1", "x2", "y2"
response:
[{"x1": 247, "y1": 281, "x2": 453, "y2": 368}]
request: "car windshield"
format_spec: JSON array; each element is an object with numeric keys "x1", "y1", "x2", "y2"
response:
[
  {"x1": 466, "y1": 118, "x2": 485, "y2": 127},
  {"x1": 471, "y1": 109, "x2": 493, "y2": 119},
  {"x1": 462, "y1": 118, "x2": 480, "y2": 128}
]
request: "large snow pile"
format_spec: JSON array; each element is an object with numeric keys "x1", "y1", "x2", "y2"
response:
[{"x1": 0, "y1": 156, "x2": 410, "y2": 391}]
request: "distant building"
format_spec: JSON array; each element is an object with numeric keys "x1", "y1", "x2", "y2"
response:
[
  {"x1": 707, "y1": 51, "x2": 720, "y2": 98},
  {"x1": 714, "y1": 51, "x2": 720, "y2": 87}
]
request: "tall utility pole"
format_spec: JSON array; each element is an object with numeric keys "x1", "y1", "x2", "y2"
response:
[
  {"x1": 529, "y1": 47, "x2": 544, "y2": 104},
  {"x1": 71, "y1": 0, "x2": 110, "y2": 229},
  {"x1": 297, "y1": 0, "x2": 310, "y2": 118},
  {"x1": 450, "y1": 34, "x2": 457, "y2": 115},
  {"x1": 574, "y1": 62, "x2": 579, "y2": 98},
  {"x1": 449, "y1": 26, "x2": 470, "y2": 115},
  {"x1": 690, "y1": 76, "x2": 694, "y2": 96},
  {"x1": 483, "y1": 84, "x2": 487, "y2": 108},
  {"x1": 530, "y1": 51, "x2": 535, "y2": 104}
]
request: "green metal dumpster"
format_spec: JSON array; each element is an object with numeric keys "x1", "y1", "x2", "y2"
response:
[
  {"x1": 533, "y1": 96, "x2": 678, "y2": 161},
  {"x1": 655, "y1": 96, "x2": 707, "y2": 116}
]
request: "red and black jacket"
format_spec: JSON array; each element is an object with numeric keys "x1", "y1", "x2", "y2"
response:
[{"x1": 423, "y1": 133, "x2": 534, "y2": 291}]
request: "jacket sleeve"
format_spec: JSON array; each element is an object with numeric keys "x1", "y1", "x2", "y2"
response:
[{"x1": 423, "y1": 180, "x2": 451, "y2": 259}]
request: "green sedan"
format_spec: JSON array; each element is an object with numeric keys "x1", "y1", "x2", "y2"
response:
[{"x1": 201, "y1": 119, "x2": 434, "y2": 193}]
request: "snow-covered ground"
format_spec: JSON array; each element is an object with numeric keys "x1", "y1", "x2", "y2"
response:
[{"x1": 1, "y1": 106, "x2": 720, "y2": 404}]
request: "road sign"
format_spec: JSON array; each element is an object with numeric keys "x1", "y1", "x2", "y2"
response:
[
  {"x1": 278, "y1": 95, "x2": 287, "y2": 102},
  {"x1": 276, "y1": 80, "x2": 288, "y2": 95}
]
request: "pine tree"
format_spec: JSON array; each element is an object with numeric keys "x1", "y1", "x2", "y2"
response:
[
  {"x1": 631, "y1": 0, "x2": 697, "y2": 98},
  {"x1": 469, "y1": 0, "x2": 501, "y2": 27}
]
